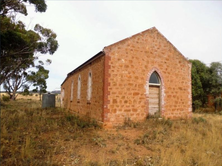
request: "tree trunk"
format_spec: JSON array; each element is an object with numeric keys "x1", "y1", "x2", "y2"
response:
[
  {"x1": 11, "y1": 88, "x2": 17, "y2": 100},
  {"x1": 9, "y1": 94, "x2": 13, "y2": 100}
]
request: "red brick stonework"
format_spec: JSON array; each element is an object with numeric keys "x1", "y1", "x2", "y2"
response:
[
  {"x1": 61, "y1": 52, "x2": 105, "y2": 124},
  {"x1": 61, "y1": 27, "x2": 192, "y2": 128}
]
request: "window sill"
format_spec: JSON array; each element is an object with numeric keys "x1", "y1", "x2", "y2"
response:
[{"x1": 149, "y1": 83, "x2": 161, "y2": 86}]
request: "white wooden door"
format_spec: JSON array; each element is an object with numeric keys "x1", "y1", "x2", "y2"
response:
[{"x1": 149, "y1": 86, "x2": 160, "y2": 115}]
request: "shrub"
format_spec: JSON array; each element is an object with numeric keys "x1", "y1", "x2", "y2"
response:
[
  {"x1": 65, "y1": 114, "x2": 99, "y2": 129},
  {"x1": 2, "y1": 95, "x2": 10, "y2": 102},
  {"x1": 193, "y1": 100, "x2": 202, "y2": 111},
  {"x1": 123, "y1": 117, "x2": 139, "y2": 128},
  {"x1": 192, "y1": 117, "x2": 207, "y2": 124},
  {"x1": 22, "y1": 89, "x2": 29, "y2": 96},
  {"x1": 214, "y1": 97, "x2": 222, "y2": 111},
  {"x1": 162, "y1": 118, "x2": 173, "y2": 127}
]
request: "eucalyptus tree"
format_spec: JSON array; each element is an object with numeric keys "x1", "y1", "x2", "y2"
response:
[
  {"x1": 190, "y1": 60, "x2": 209, "y2": 110},
  {"x1": 190, "y1": 60, "x2": 222, "y2": 111},
  {"x1": 208, "y1": 62, "x2": 222, "y2": 111},
  {"x1": 0, "y1": 0, "x2": 59, "y2": 99},
  {"x1": 208, "y1": 62, "x2": 222, "y2": 97},
  {"x1": 0, "y1": 0, "x2": 47, "y2": 17}
]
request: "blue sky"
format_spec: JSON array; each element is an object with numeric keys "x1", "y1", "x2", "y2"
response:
[{"x1": 18, "y1": 1, "x2": 222, "y2": 91}]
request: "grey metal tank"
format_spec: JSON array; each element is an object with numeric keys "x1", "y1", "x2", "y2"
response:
[{"x1": 42, "y1": 93, "x2": 55, "y2": 108}]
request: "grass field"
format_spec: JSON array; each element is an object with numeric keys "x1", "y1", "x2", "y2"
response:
[
  {"x1": 0, "y1": 92, "x2": 40, "y2": 100},
  {"x1": 1, "y1": 98, "x2": 222, "y2": 166},
  {"x1": 0, "y1": 92, "x2": 61, "y2": 107}
]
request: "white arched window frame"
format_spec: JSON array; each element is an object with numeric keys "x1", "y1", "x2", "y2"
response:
[
  {"x1": 87, "y1": 72, "x2": 92, "y2": 102},
  {"x1": 70, "y1": 81, "x2": 74, "y2": 101},
  {"x1": 77, "y1": 75, "x2": 81, "y2": 100}
]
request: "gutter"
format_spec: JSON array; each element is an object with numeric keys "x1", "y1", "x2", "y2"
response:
[{"x1": 61, "y1": 51, "x2": 105, "y2": 86}]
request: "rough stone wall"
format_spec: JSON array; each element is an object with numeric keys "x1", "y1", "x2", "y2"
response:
[
  {"x1": 61, "y1": 56, "x2": 105, "y2": 122},
  {"x1": 103, "y1": 27, "x2": 192, "y2": 127}
]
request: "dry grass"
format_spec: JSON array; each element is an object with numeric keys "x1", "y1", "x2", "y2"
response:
[
  {"x1": 0, "y1": 92, "x2": 40, "y2": 100},
  {"x1": 1, "y1": 98, "x2": 222, "y2": 166},
  {"x1": 0, "y1": 92, "x2": 61, "y2": 107}
]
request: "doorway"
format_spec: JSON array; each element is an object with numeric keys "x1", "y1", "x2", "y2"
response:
[{"x1": 149, "y1": 71, "x2": 161, "y2": 116}]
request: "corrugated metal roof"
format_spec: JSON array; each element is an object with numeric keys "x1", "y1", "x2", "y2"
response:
[{"x1": 61, "y1": 51, "x2": 105, "y2": 86}]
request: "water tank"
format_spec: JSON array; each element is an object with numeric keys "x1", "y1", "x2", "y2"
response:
[{"x1": 42, "y1": 93, "x2": 55, "y2": 108}]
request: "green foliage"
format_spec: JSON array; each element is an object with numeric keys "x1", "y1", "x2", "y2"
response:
[
  {"x1": 2, "y1": 95, "x2": 10, "y2": 102},
  {"x1": 0, "y1": 0, "x2": 47, "y2": 17},
  {"x1": 189, "y1": 60, "x2": 209, "y2": 110},
  {"x1": 193, "y1": 100, "x2": 202, "y2": 110},
  {"x1": 28, "y1": 65, "x2": 49, "y2": 98},
  {"x1": 214, "y1": 97, "x2": 222, "y2": 112},
  {"x1": 190, "y1": 60, "x2": 222, "y2": 111},
  {"x1": 0, "y1": 16, "x2": 58, "y2": 84},
  {"x1": 65, "y1": 114, "x2": 100, "y2": 129},
  {"x1": 192, "y1": 117, "x2": 207, "y2": 124},
  {"x1": 161, "y1": 118, "x2": 173, "y2": 127},
  {"x1": 123, "y1": 117, "x2": 139, "y2": 128},
  {"x1": 0, "y1": 16, "x2": 37, "y2": 85},
  {"x1": 208, "y1": 62, "x2": 222, "y2": 97},
  {"x1": 22, "y1": 88, "x2": 30, "y2": 96},
  {"x1": 0, "y1": 0, "x2": 59, "y2": 100}
]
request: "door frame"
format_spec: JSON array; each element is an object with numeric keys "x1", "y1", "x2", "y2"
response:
[
  {"x1": 146, "y1": 68, "x2": 165, "y2": 117},
  {"x1": 149, "y1": 84, "x2": 161, "y2": 116}
]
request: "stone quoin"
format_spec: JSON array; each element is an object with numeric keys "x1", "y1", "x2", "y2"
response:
[{"x1": 61, "y1": 27, "x2": 192, "y2": 128}]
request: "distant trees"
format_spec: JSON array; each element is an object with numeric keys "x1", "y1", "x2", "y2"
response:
[
  {"x1": 190, "y1": 60, "x2": 209, "y2": 110},
  {"x1": 190, "y1": 60, "x2": 222, "y2": 111},
  {"x1": 0, "y1": 0, "x2": 58, "y2": 100},
  {"x1": 208, "y1": 62, "x2": 222, "y2": 97}
]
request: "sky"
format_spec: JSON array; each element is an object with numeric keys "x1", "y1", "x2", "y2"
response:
[{"x1": 17, "y1": 0, "x2": 222, "y2": 91}]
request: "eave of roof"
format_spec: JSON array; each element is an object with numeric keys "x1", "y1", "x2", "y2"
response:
[
  {"x1": 61, "y1": 51, "x2": 105, "y2": 86},
  {"x1": 61, "y1": 26, "x2": 191, "y2": 87}
]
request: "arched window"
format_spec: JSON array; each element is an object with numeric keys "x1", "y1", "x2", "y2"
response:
[
  {"x1": 148, "y1": 71, "x2": 161, "y2": 116},
  {"x1": 87, "y1": 72, "x2": 92, "y2": 101},
  {"x1": 70, "y1": 81, "x2": 74, "y2": 101},
  {"x1": 149, "y1": 71, "x2": 160, "y2": 85},
  {"x1": 77, "y1": 75, "x2": 81, "y2": 100}
]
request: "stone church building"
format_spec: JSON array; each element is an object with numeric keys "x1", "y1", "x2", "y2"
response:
[{"x1": 61, "y1": 27, "x2": 192, "y2": 127}]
